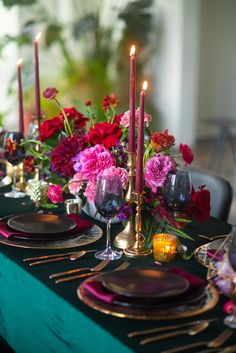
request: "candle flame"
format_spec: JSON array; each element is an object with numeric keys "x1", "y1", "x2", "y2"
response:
[
  {"x1": 130, "y1": 45, "x2": 135, "y2": 56},
  {"x1": 35, "y1": 32, "x2": 42, "y2": 42},
  {"x1": 142, "y1": 80, "x2": 148, "y2": 91},
  {"x1": 17, "y1": 58, "x2": 23, "y2": 66}
]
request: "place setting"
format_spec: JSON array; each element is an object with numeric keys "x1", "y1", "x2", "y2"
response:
[{"x1": 0, "y1": 212, "x2": 103, "y2": 249}]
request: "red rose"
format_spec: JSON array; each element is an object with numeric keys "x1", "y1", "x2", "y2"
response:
[
  {"x1": 85, "y1": 100, "x2": 92, "y2": 106},
  {"x1": 179, "y1": 143, "x2": 194, "y2": 165},
  {"x1": 191, "y1": 186, "x2": 211, "y2": 223},
  {"x1": 60, "y1": 107, "x2": 89, "y2": 130},
  {"x1": 39, "y1": 116, "x2": 64, "y2": 141},
  {"x1": 23, "y1": 155, "x2": 35, "y2": 174},
  {"x1": 43, "y1": 87, "x2": 58, "y2": 100},
  {"x1": 86, "y1": 122, "x2": 122, "y2": 149}
]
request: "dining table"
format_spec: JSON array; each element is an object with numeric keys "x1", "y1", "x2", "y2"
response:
[{"x1": 0, "y1": 185, "x2": 235, "y2": 353}]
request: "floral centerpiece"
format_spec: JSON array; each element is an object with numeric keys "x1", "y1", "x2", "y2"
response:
[{"x1": 24, "y1": 87, "x2": 211, "y2": 245}]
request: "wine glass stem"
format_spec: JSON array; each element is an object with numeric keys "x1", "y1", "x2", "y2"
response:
[
  {"x1": 106, "y1": 219, "x2": 112, "y2": 251},
  {"x1": 12, "y1": 166, "x2": 17, "y2": 192}
]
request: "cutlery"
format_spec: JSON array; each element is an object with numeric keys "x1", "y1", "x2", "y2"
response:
[
  {"x1": 54, "y1": 260, "x2": 129, "y2": 284},
  {"x1": 195, "y1": 343, "x2": 236, "y2": 353},
  {"x1": 198, "y1": 234, "x2": 229, "y2": 241},
  {"x1": 28, "y1": 250, "x2": 96, "y2": 266},
  {"x1": 128, "y1": 319, "x2": 217, "y2": 338},
  {"x1": 161, "y1": 328, "x2": 233, "y2": 353},
  {"x1": 140, "y1": 321, "x2": 209, "y2": 345},
  {"x1": 49, "y1": 257, "x2": 111, "y2": 279},
  {"x1": 54, "y1": 258, "x2": 111, "y2": 283},
  {"x1": 23, "y1": 250, "x2": 96, "y2": 262}
]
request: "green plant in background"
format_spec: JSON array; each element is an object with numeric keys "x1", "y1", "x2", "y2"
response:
[{"x1": 0, "y1": 0, "x2": 158, "y2": 124}]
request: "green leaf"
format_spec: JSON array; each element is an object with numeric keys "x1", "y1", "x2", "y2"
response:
[{"x1": 45, "y1": 23, "x2": 63, "y2": 48}]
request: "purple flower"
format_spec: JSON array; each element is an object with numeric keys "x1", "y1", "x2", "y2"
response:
[
  {"x1": 144, "y1": 154, "x2": 176, "y2": 193},
  {"x1": 117, "y1": 204, "x2": 132, "y2": 221}
]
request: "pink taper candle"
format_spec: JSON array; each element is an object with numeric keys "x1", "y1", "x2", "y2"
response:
[
  {"x1": 17, "y1": 58, "x2": 24, "y2": 134},
  {"x1": 135, "y1": 81, "x2": 148, "y2": 193},
  {"x1": 128, "y1": 45, "x2": 136, "y2": 153},
  {"x1": 34, "y1": 32, "x2": 42, "y2": 123}
]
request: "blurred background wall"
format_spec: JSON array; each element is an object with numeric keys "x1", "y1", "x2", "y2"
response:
[{"x1": 0, "y1": 0, "x2": 236, "y2": 146}]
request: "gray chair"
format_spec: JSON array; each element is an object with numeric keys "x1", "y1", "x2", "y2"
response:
[{"x1": 188, "y1": 168, "x2": 233, "y2": 222}]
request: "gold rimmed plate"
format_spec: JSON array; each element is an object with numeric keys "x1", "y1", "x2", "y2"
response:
[
  {"x1": 101, "y1": 268, "x2": 189, "y2": 298},
  {"x1": 78, "y1": 275, "x2": 219, "y2": 320},
  {"x1": 8, "y1": 213, "x2": 77, "y2": 234},
  {"x1": 0, "y1": 224, "x2": 103, "y2": 249}
]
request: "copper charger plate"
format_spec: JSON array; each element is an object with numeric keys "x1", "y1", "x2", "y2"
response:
[
  {"x1": 77, "y1": 274, "x2": 219, "y2": 320},
  {"x1": 0, "y1": 224, "x2": 103, "y2": 249},
  {"x1": 101, "y1": 268, "x2": 189, "y2": 298}
]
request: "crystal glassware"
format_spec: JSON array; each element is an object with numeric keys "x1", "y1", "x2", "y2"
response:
[
  {"x1": 94, "y1": 175, "x2": 123, "y2": 260},
  {"x1": 3, "y1": 131, "x2": 25, "y2": 198},
  {"x1": 164, "y1": 169, "x2": 191, "y2": 214}
]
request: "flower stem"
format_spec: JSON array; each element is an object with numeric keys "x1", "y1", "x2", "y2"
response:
[{"x1": 54, "y1": 98, "x2": 73, "y2": 137}]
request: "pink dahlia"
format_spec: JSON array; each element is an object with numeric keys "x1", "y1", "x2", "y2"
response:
[
  {"x1": 145, "y1": 154, "x2": 176, "y2": 193},
  {"x1": 50, "y1": 134, "x2": 87, "y2": 178},
  {"x1": 120, "y1": 108, "x2": 152, "y2": 128},
  {"x1": 73, "y1": 145, "x2": 115, "y2": 181},
  {"x1": 47, "y1": 184, "x2": 63, "y2": 204},
  {"x1": 68, "y1": 172, "x2": 84, "y2": 195},
  {"x1": 102, "y1": 166, "x2": 128, "y2": 189}
]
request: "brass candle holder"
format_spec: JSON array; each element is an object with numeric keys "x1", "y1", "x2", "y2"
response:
[
  {"x1": 113, "y1": 152, "x2": 136, "y2": 249},
  {"x1": 124, "y1": 192, "x2": 152, "y2": 257},
  {"x1": 16, "y1": 162, "x2": 27, "y2": 192}
]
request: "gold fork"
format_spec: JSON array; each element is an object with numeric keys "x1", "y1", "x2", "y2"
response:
[{"x1": 54, "y1": 260, "x2": 129, "y2": 284}]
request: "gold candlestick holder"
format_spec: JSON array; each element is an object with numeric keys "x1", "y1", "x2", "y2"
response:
[
  {"x1": 16, "y1": 162, "x2": 27, "y2": 192},
  {"x1": 124, "y1": 192, "x2": 152, "y2": 257},
  {"x1": 113, "y1": 152, "x2": 136, "y2": 249}
]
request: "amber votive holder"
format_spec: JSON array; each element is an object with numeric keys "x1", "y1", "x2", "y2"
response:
[{"x1": 153, "y1": 233, "x2": 177, "y2": 262}]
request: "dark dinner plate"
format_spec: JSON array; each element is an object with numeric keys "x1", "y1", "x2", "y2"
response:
[
  {"x1": 8, "y1": 213, "x2": 76, "y2": 235},
  {"x1": 101, "y1": 268, "x2": 189, "y2": 298}
]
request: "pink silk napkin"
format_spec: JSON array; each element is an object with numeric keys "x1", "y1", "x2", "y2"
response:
[
  {"x1": 83, "y1": 267, "x2": 207, "y2": 304},
  {"x1": 0, "y1": 214, "x2": 93, "y2": 239}
]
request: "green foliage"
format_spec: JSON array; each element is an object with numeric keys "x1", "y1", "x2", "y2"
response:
[{"x1": 1, "y1": 0, "x2": 36, "y2": 7}]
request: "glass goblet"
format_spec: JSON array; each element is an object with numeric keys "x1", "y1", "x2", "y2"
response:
[
  {"x1": 94, "y1": 175, "x2": 123, "y2": 260},
  {"x1": 3, "y1": 131, "x2": 25, "y2": 198},
  {"x1": 164, "y1": 169, "x2": 191, "y2": 215}
]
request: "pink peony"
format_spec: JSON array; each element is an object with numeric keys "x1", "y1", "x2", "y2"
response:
[
  {"x1": 68, "y1": 172, "x2": 84, "y2": 195},
  {"x1": 84, "y1": 180, "x2": 97, "y2": 202},
  {"x1": 120, "y1": 108, "x2": 152, "y2": 128},
  {"x1": 47, "y1": 184, "x2": 63, "y2": 204},
  {"x1": 102, "y1": 166, "x2": 128, "y2": 189},
  {"x1": 73, "y1": 145, "x2": 115, "y2": 181},
  {"x1": 144, "y1": 154, "x2": 176, "y2": 193}
]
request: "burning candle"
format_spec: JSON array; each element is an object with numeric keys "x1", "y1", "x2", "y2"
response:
[
  {"x1": 153, "y1": 233, "x2": 177, "y2": 262},
  {"x1": 135, "y1": 81, "x2": 148, "y2": 193},
  {"x1": 34, "y1": 32, "x2": 42, "y2": 125},
  {"x1": 17, "y1": 58, "x2": 24, "y2": 134},
  {"x1": 128, "y1": 44, "x2": 136, "y2": 153}
]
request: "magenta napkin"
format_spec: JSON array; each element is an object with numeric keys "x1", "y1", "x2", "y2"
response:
[
  {"x1": 83, "y1": 267, "x2": 207, "y2": 304},
  {"x1": 0, "y1": 214, "x2": 93, "y2": 239}
]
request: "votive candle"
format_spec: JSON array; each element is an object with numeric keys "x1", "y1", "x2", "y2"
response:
[{"x1": 153, "y1": 233, "x2": 177, "y2": 262}]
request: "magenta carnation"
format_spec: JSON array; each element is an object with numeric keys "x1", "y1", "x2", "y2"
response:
[
  {"x1": 120, "y1": 108, "x2": 152, "y2": 128},
  {"x1": 47, "y1": 184, "x2": 63, "y2": 203},
  {"x1": 144, "y1": 154, "x2": 176, "y2": 193},
  {"x1": 73, "y1": 145, "x2": 115, "y2": 181},
  {"x1": 102, "y1": 166, "x2": 128, "y2": 189},
  {"x1": 50, "y1": 134, "x2": 87, "y2": 178},
  {"x1": 84, "y1": 180, "x2": 97, "y2": 202}
]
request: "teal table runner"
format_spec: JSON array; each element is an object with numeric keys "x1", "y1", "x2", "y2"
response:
[{"x1": 0, "y1": 193, "x2": 235, "y2": 353}]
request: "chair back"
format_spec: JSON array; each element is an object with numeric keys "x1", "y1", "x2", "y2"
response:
[{"x1": 189, "y1": 168, "x2": 233, "y2": 222}]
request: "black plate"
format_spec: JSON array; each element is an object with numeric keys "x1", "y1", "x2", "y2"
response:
[
  {"x1": 102, "y1": 268, "x2": 189, "y2": 298},
  {"x1": 8, "y1": 213, "x2": 76, "y2": 235}
]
